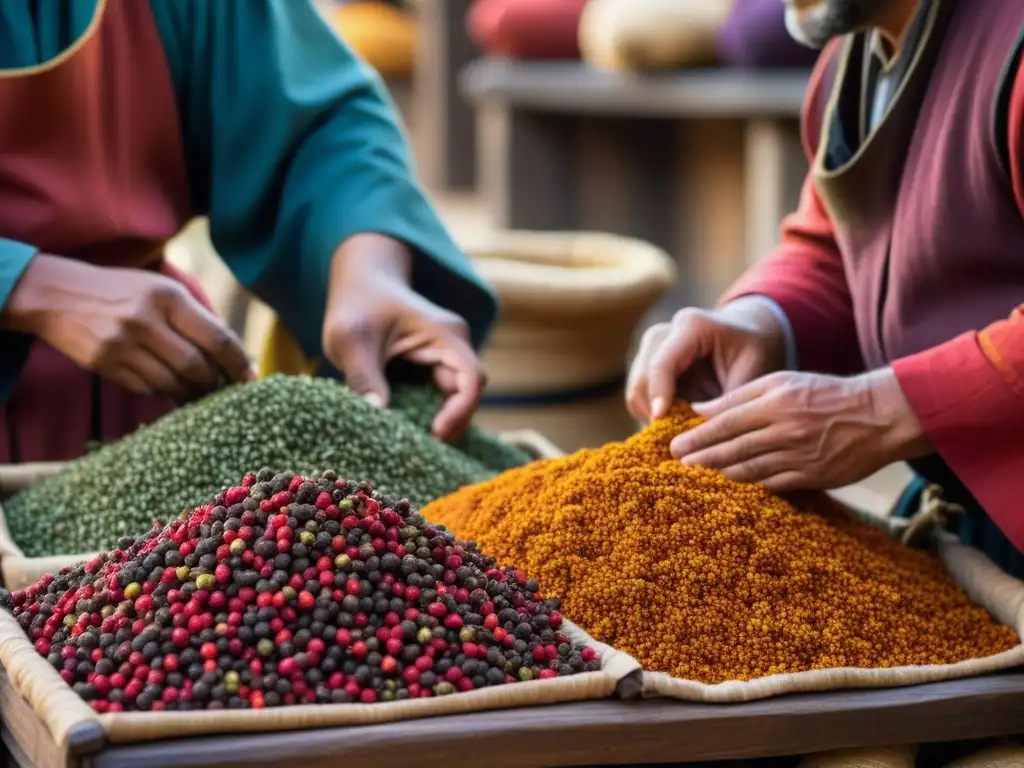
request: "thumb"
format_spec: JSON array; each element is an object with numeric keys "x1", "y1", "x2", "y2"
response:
[
  {"x1": 326, "y1": 321, "x2": 390, "y2": 408},
  {"x1": 721, "y1": 350, "x2": 769, "y2": 394}
]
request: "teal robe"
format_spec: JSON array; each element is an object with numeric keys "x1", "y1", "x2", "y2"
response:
[{"x1": 0, "y1": 0, "x2": 497, "y2": 401}]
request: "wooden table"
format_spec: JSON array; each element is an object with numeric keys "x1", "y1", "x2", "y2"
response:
[
  {"x1": 462, "y1": 60, "x2": 811, "y2": 309},
  {"x1": 5, "y1": 666, "x2": 1024, "y2": 768}
]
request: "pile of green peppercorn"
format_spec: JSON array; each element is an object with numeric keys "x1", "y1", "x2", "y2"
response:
[
  {"x1": 2, "y1": 471, "x2": 599, "y2": 712},
  {"x1": 3, "y1": 376, "x2": 532, "y2": 557}
]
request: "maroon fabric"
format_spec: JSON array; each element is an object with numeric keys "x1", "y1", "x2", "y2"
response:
[
  {"x1": 468, "y1": 0, "x2": 587, "y2": 60},
  {"x1": 819, "y1": 1, "x2": 1024, "y2": 371},
  {"x1": 0, "y1": 0, "x2": 200, "y2": 464}
]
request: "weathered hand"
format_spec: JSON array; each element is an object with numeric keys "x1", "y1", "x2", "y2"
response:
[
  {"x1": 670, "y1": 368, "x2": 932, "y2": 492},
  {"x1": 322, "y1": 234, "x2": 485, "y2": 442},
  {"x1": 3, "y1": 254, "x2": 254, "y2": 401},
  {"x1": 625, "y1": 298, "x2": 788, "y2": 423}
]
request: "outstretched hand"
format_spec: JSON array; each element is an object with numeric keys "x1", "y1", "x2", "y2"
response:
[
  {"x1": 671, "y1": 369, "x2": 932, "y2": 492},
  {"x1": 321, "y1": 234, "x2": 485, "y2": 442}
]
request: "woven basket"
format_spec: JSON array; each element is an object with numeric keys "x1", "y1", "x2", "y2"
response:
[
  {"x1": 0, "y1": 432, "x2": 559, "y2": 592},
  {"x1": 461, "y1": 230, "x2": 677, "y2": 452}
]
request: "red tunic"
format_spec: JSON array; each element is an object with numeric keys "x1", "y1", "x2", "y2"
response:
[
  {"x1": 723, "y1": 2, "x2": 1024, "y2": 552},
  {"x1": 0, "y1": 0, "x2": 210, "y2": 463}
]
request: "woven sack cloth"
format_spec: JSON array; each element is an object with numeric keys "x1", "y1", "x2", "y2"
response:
[
  {"x1": 798, "y1": 745, "x2": 916, "y2": 768},
  {"x1": 0, "y1": 432, "x2": 558, "y2": 592},
  {"x1": 0, "y1": 606, "x2": 640, "y2": 749},
  {"x1": 0, "y1": 462, "x2": 95, "y2": 591},
  {"x1": 508, "y1": 438, "x2": 1024, "y2": 704},
  {"x1": 579, "y1": 0, "x2": 732, "y2": 73},
  {"x1": 643, "y1": 496, "x2": 1024, "y2": 703}
]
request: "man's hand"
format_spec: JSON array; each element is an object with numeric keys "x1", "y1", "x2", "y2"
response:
[
  {"x1": 670, "y1": 368, "x2": 933, "y2": 492},
  {"x1": 322, "y1": 234, "x2": 485, "y2": 442},
  {"x1": 626, "y1": 297, "x2": 789, "y2": 423},
  {"x1": 3, "y1": 254, "x2": 254, "y2": 400}
]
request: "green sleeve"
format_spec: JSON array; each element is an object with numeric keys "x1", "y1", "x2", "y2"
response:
[
  {"x1": 0, "y1": 239, "x2": 39, "y2": 401},
  {"x1": 149, "y1": 0, "x2": 498, "y2": 364}
]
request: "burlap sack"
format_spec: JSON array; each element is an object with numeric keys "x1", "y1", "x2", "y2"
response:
[
  {"x1": 578, "y1": 0, "x2": 731, "y2": 73},
  {"x1": 798, "y1": 746, "x2": 916, "y2": 768},
  {"x1": 0, "y1": 432, "x2": 559, "y2": 592},
  {"x1": 644, "y1": 498, "x2": 1024, "y2": 703},
  {"x1": 0, "y1": 462, "x2": 99, "y2": 591},
  {"x1": 0, "y1": 606, "x2": 639, "y2": 748},
  {"x1": 506, "y1": 438, "x2": 1024, "y2": 704}
]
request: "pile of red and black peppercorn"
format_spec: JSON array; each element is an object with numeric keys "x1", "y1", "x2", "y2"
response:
[{"x1": 0, "y1": 470, "x2": 598, "y2": 712}]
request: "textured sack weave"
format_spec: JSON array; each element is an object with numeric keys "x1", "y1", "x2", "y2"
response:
[
  {"x1": 515, "y1": 440, "x2": 1024, "y2": 703},
  {"x1": 644, "y1": 498, "x2": 1024, "y2": 703},
  {"x1": 0, "y1": 607, "x2": 639, "y2": 747},
  {"x1": 798, "y1": 745, "x2": 916, "y2": 768},
  {"x1": 0, "y1": 462, "x2": 98, "y2": 591}
]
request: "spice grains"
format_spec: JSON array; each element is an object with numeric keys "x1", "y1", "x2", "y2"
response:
[
  {"x1": 4, "y1": 376, "x2": 530, "y2": 558},
  {"x1": 423, "y1": 410, "x2": 1018, "y2": 684}
]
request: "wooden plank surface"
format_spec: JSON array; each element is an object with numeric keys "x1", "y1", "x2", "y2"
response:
[
  {"x1": 59, "y1": 674, "x2": 1024, "y2": 768},
  {"x1": 461, "y1": 60, "x2": 809, "y2": 118}
]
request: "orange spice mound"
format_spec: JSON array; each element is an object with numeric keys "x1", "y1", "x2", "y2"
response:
[{"x1": 423, "y1": 408, "x2": 1018, "y2": 684}]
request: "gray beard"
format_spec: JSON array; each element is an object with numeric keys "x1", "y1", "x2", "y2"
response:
[{"x1": 786, "y1": 0, "x2": 880, "y2": 48}]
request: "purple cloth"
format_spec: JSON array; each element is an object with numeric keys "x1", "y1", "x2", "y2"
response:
[{"x1": 716, "y1": 0, "x2": 818, "y2": 69}]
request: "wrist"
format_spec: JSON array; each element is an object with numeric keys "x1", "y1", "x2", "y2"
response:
[
  {"x1": 329, "y1": 233, "x2": 412, "y2": 283},
  {"x1": 1, "y1": 253, "x2": 68, "y2": 335},
  {"x1": 863, "y1": 367, "x2": 933, "y2": 462},
  {"x1": 719, "y1": 296, "x2": 788, "y2": 368}
]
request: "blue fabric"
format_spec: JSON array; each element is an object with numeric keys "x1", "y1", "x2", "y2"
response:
[{"x1": 149, "y1": 0, "x2": 497, "y2": 364}]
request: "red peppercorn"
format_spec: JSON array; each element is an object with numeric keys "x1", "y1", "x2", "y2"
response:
[
  {"x1": 581, "y1": 647, "x2": 597, "y2": 663},
  {"x1": 335, "y1": 628, "x2": 352, "y2": 647},
  {"x1": 297, "y1": 591, "x2": 315, "y2": 610},
  {"x1": 199, "y1": 642, "x2": 217, "y2": 660},
  {"x1": 351, "y1": 641, "x2": 368, "y2": 659}
]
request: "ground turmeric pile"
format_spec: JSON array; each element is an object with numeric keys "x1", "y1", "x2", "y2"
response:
[{"x1": 423, "y1": 409, "x2": 1018, "y2": 684}]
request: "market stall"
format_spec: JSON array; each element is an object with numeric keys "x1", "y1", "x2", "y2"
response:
[{"x1": 1, "y1": 398, "x2": 1023, "y2": 767}]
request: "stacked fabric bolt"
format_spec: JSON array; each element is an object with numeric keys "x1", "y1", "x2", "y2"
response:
[
  {"x1": 4, "y1": 376, "x2": 531, "y2": 558},
  {"x1": 424, "y1": 408, "x2": 1019, "y2": 683}
]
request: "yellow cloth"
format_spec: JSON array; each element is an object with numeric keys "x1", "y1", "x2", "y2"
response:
[
  {"x1": 258, "y1": 320, "x2": 319, "y2": 377},
  {"x1": 328, "y1": 2, "x2": 417, "y2": 77}
]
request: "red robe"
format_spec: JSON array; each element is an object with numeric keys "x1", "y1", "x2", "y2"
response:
[{"x1": 722, "y1": 8, "x2": 1024, "y2": 553}]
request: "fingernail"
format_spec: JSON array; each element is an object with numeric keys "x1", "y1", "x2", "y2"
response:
[
  {"x1": 651, "y1": 398, "x2": 667, "y2": 419},
  {"x1": 363, "y1": 393, "x2": 385, "y2": 408}
]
